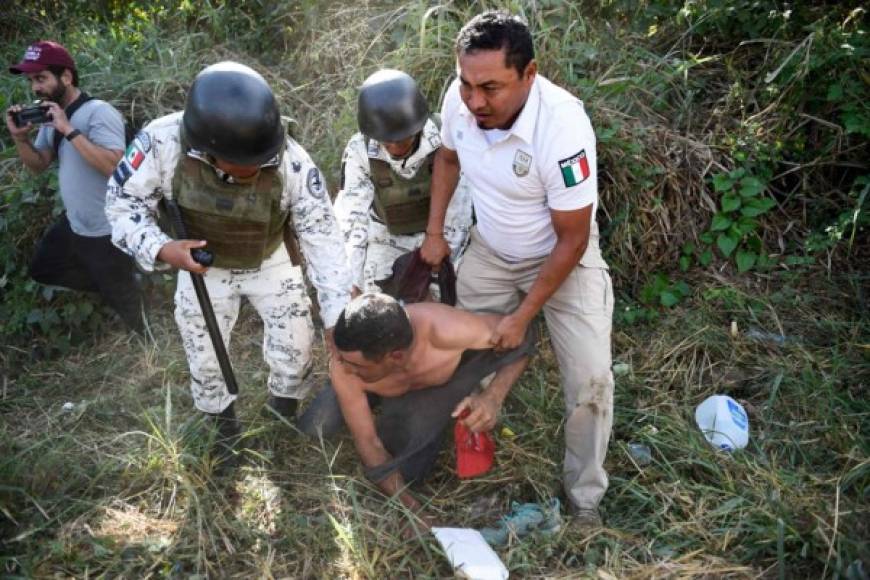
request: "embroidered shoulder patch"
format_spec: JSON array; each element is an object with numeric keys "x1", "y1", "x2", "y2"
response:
[
  {"x1": 124, "y1": 141, "x2": 146, "y2": 171},
  {"x1": 558, "y1": 149, "x2": 590, "y2": 187},
  {"x1": 133, "y1": 130, "x2": 151, "y2": 153},
  {"x1": 111, "y1": 133, "x2": 150, "y2": 186},
  {"x1": 112, "y1": 161, "x2": 133, "y2": 185}
]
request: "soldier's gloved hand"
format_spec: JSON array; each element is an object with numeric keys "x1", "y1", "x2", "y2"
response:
[{"x1": 157, "y1": 239, "x2": 210, "y2": 274}]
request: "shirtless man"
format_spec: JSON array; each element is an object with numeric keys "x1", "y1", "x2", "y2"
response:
[{"x1": 329, "y1": 292, "x2": 536, "y2": 516}]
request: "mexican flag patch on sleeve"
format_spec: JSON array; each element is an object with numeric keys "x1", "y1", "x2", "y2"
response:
[
  {"x1": 558, "y1": 149, "x2": 590, "y2": 187},
  {"x1": 125, "y1": 142, "x2": 145, "y2": 170}
]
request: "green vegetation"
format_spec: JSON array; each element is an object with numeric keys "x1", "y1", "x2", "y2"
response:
[{"x1": 1, "y1": 1, "x2": 866, "y2": 577}]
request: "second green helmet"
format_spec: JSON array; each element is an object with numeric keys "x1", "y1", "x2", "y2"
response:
[{"x1": 357, "y1": 69, "x2": 429, "y2": 143}]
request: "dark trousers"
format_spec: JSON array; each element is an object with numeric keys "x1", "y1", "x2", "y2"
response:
[
  {"x1": 29, "y1": 214, "x2": 144, "y2": 333},
  {"x1": 299, "y1": 324, "x2": 538, "y2": 484}
]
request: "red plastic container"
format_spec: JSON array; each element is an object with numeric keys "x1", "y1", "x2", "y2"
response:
[{"x1": 454, "y1": 411, "x2": 496, "y2": 479}]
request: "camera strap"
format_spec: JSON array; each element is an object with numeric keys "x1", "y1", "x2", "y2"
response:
[{"x1": 52, "y1": 91, "x2": 92, "y2": 155}]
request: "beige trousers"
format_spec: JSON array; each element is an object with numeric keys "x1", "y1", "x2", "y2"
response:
[{"x1": 456, "y1": 229, "x2": 614, "y2": 509}]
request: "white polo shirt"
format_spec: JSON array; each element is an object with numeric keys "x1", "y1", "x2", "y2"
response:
[{"x1": 441, "y1": 74, "x2": 607, "y2": 268}]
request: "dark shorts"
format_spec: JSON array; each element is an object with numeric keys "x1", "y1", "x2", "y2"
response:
[{"x1": 298, "y1": 324, "x2": 537, "y2": 483}]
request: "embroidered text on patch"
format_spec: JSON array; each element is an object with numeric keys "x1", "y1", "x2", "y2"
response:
[
  {"x1": 558, "y1": 149, "x2": 590, "y2": 187},
  {"x1": 112, "y1": 161, "x2": 133, "y2": 185}
]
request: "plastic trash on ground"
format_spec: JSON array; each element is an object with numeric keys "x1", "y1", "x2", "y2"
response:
[
  {"x1": 479, "y1": 499, "x2": 562, "y2": 547},
  {"x1": 627, "y1": 442, "x2": 652, "y2": 465},
  {"x1": 612, "y1": 362, "x2": 631, "y2": 376},
  {"x1": 695, "y1": 394, "x2": 750, "y2": 451},
  {"x1": 432, "y1": 527, "x2": 509, "y2": 580}
]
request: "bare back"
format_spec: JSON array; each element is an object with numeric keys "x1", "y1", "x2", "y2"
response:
[{"x1": 355, "y1": 303, "x2": 499, "y2": 397}]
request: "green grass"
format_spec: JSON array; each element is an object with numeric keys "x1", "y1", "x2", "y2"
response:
[{"x1": 1, "y1": 269, "x2": 866, "y2": 577}]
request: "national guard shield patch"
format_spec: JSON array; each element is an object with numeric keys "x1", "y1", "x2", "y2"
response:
[
  {"x1": 513, "y1": 150, "x2": 532, "y2": 177},
  {"x1": 133, "y1": 130, "x2": 151, "y2": 153},
  {"x1": 558, "y1": 149, "x2": 590, "y2": 187}
]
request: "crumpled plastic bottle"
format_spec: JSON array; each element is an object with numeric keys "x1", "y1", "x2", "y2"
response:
[{"x1": 695, "y1": 395, "x2": 750, "y2": 451}]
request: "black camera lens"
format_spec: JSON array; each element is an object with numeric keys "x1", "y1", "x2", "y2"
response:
[{"x1": 12, "y1": 104, "x2": 50, "y2": 128}]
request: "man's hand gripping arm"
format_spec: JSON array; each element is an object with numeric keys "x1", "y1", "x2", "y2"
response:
[{"x1": 420, "y1": 146, "x2": 460, "y2": 268}]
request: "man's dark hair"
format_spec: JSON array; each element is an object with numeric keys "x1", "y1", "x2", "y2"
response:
[
  {"x1": 455, "y1": 11, "x2": 534, "y2": 76},
  {"x1": 46, "y1": 65, "x2": 78, "y2": 87},
  {"x1": 334, "y1": 293, "x2": 413, "y2": 361}
]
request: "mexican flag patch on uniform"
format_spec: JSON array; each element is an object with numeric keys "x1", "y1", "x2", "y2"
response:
[
  {"x1": 125, "y1": 142, "x2": 145, "y2": 170},
  {"x1": 559, "y1": 149, "x2": 590, "y2": 187}
]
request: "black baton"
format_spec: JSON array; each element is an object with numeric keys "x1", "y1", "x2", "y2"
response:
[{"x1": 163, "y1": 199, "x2": 239, "y2": 395}]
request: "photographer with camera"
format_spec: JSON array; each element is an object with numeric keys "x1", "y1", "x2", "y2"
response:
[{"x1": 6, "y1": 40, "x2": 144, "y2": 333}]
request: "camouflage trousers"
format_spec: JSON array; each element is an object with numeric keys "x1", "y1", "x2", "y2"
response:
[{"x1": 174, "y1": 244, "x2": 315, "y2": 414}]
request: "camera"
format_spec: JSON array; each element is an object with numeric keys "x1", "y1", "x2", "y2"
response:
[{"x1": 11, "y1": 103, "x2": 51, "y2": 127}]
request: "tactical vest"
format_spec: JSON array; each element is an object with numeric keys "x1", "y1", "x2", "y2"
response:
[
  {"x1": 369, "y1": 150, "x2": 434, "y2": 236},
  {"x1": 367, "y1": 115, "x2": 442, "y2": 236},
  {"x1": 171, "y1": 142, "x2": 289, "y2": 270}
]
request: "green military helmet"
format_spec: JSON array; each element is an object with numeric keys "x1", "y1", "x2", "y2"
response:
[
  {"x1": 182, "y1": 61, "x2": 284, "y2": 166},
  {"x1": 358, "y1": 69, "x2": 429, "y2": 143}
]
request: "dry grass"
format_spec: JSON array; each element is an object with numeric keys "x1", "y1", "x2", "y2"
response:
[{"x1": 2, "y1": 273, "x2": 866, "y2": 577}]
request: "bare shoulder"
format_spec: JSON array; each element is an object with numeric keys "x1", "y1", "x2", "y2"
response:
[
  {"x1": 407, "y1": 303, "x2": 499, "y2": 350},
  {"x1": 406, "y1": 302, "x2": 467, "y2": 330}
]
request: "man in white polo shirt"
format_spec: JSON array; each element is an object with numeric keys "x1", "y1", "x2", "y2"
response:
[{"x1": 420, "y1": 11, "x2": 613, "y2": 526}]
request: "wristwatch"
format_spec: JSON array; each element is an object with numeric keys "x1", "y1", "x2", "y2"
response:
[{"x1": 65, "y1": 129, "x2": 82, "y2": 142}]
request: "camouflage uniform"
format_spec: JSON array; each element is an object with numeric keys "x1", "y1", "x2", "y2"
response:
[
  {"x1": 106, "y1": 112, "x2": 351, "y2": 414},
  {"x1": 334, "y1": 118, "x2": 472, "y2": 293}
]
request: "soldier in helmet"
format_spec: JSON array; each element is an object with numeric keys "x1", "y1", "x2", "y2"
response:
[
  {"x1": 105, "y1": 62, "x2": 352, "y2": 451},
  {"x1": 334, "y1": 69, "x2": 473, "y2": 295}
]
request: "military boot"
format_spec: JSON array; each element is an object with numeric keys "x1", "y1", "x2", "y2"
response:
[
  {"x1": 265, "y1": 395, "x2": 298, "y2": 419},
  {"x1": 209, "y1": 402, "x2": 242, "y2": 470}
]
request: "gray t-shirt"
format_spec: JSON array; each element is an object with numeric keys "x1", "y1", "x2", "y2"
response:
[{"x1": 34, "y1": 99, "x2": 125, "y2": 237}]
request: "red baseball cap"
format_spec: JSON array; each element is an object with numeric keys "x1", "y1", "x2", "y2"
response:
[{"x1": 9, "y1": 40, "x2": 76, "y2": 75}]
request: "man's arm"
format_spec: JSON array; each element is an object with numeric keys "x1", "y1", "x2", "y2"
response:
[
  {"x1": 5, "y1": 107, "x2": 53, "y2": 173},
  {"x1": 333, "y1": 135, "x2": 375, "y2": 294},
  {"x1": 286, "y1": 146, "x2": 352, "y2": 330},
  {"x1": 426, "y1": 305, "x2": 532, "y2": 432},
  {"x1": 329, "y1": 360, "x2": 423, "y2": 512},
  {"x1": 419, "y1": 146, "x2": 461, "y2": 267},
  {"x1": 105, "y1": 125, "x2": 175, "y2": 273},
  {"x1": 42, "y1": 101, "x2": 122, "y2": 177},
  {"x1": 424, "y1": 304, "x2": 500, "y2": 351},
  {"x1": 491, "y1": 205, "x2": 592, "y2": 350},
  {"x1": 452, "y1": 356, "x2": 530, "y2": 433}
]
